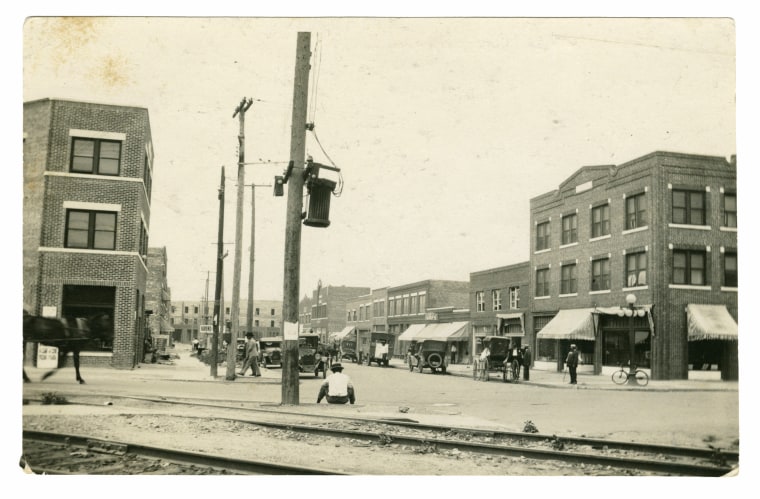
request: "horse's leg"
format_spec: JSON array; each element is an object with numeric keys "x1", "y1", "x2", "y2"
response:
[{"x1": 73, "y1": 350, "x2": 84, "y2": 384}]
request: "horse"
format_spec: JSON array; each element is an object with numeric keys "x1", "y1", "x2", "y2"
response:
[{"x1": 23, "y1": 312, "x2": 112, "y2": 384}]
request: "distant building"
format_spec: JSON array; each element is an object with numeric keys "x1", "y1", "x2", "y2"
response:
[
  {"x1": 23, "y1": 98, "x2": 154, "y2": 369},
  {"x1": 144, "y1": 247, "x2": 172, "y2": 355},
  {"x1": 529, "y1": 151, "x2": 737, "y2": 380},
  {"x1": 300, "y1": 284, "x2": 370, "y2": 342},
  {"x1": 170, "y1": 299, "x2": 283, "y2": 343}
]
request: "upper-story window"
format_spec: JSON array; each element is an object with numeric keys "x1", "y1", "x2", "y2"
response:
[
  {"x1": 418, "y1": 294, "x2": 426, "y2": 314},
  {"x1": 184, "y1": 306, "x2": 189, "y2": 314},
  {"x1": 591, "y1": 204, "x2": 610, "y2": 238},
  {"x1": 476, "y1": 291, "x2": 485, "y2": 311},
  {"x1": 403, "y1": 296, "x2": 410, "y2": 315},
  {"x1": 509, "y1": 286, "x2": 520, "y2": 309},
  {"x1": 71, "y1": 138, "x2": 121, "y2": 175},
  {"x1": 225, "y1": 307, "x2": 230, "y2": 314},
  {"x1": 626, "y1": 192, "x2": 647, "y2": 230},
  {"x1": 270, "y1": 320, "x2": 275, "y2": 327},
  {"x1": 270, "y1": 308, "x2": 275, "y2": 316},
  {"x1": 723, "y1": 193, "x2": 737, "y2": 228},
  {"x1": 560, "y1": 263, "x2": 577, "y2": 294},
  {"x1": 673, "y1": 249, "x2": 707, "y2": 285},
  {"x1": 724, "y1": 251, "x2": 737, "y2": 287},
  {"x1": 672, "y1": 189, "x2": 706, "y2": 225},
  {"x1": 561, "y1": 214, "x2": 578, "y2": 245},
  {"x1": 626, "y1": 251, "x2": 647, "y2": 287},
  {"x1": 65, "y1": 210, "x2": 117, "y2": 250},
  {"x1": 536, "y1": 221, "x2": 550, "y2": 251},
  {"x1": 194, "y1": 306, "x2": 199, "y2": 314},
  {"x1": 535, "y1": 269, "x2": 550, "y2": 297},
  {"x1": 591, "y1": 257, "x2": 610, "y2": 291},
  {"x1": 492, "y1": 289, "x2": 502, "y2": 311}
]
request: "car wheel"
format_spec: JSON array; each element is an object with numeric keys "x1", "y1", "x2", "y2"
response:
[{"x1": 428, "y1": 353, "x2": 443, "y2": 368}]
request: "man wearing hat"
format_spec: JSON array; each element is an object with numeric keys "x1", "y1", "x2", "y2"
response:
[
  {"x1": 317, "y1": 362, "x2": 356, "y2": 404},
  {"x1": 238, "y1": 332, "x2": 261, "y2": 377},
  {"x1": 565, "y1": 344, "x2": 579, "y2": 385}
]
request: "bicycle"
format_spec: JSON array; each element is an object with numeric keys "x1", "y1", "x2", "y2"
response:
[{"x1": 611, "y1": 365, "x2": 649, "y2": 386}]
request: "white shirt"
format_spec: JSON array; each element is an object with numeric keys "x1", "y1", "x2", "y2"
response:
[
  {"x1": 480, "y1": 347, "x2": 491, "y2": 361},
  {"x1": 376, "y1": 343, "x2": 389, "y2": 355},
  {"x1": 324, "y1": 372, "x2": 351, "y2": 396}
]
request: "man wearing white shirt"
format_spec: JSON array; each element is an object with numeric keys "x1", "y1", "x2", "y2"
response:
[{"x1": 317, "y1": 362, "x2": 356, "y2": 404}]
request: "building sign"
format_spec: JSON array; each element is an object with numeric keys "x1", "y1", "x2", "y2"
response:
[{"x1": 425, "y1": 312, "x2": 438, "y2": 321}]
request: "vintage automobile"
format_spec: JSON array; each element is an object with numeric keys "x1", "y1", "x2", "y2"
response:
[
  {"x1": 258, "y1": 337, "x2": 283, "y2": 367},
  {"x1": 364, "y1": 332, "x2": 395, "y2": 367},
  {"x1": 478, "y1": 336, "x2": 521, "y2": 382},
  {"x1": 298, "y1": 333, "x2": 327, "y2": 378},
  {"x1": 409, "y1": 339, "x2": 449, "y2": 374},
  {"x1": 339, "y1": 337, "x2": 358, "y2": 363},
  {"x1": 236, "y1": 338, "x2": 247, "y2": 362}
]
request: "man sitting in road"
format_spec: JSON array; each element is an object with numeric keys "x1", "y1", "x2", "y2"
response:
[{"x1": 317, "y1": 362, "x2": 356, "y2": 405}]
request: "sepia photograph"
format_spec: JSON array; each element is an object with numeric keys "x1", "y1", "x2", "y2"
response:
[{"x1": 10, "y1": 3, "x2": 756, "y2": 493}]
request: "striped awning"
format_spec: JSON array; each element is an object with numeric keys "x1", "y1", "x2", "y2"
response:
[
  {"x1": 397, "y1": 323, "x2": 427, "y2": 341},
  {"x1": 536, "y1": 308, "x2": 596, "y2": 340},
  {"x1": 686, "y1": 304, "x2": 738, "y2": 341},
  {"x1": 330, "y1": 326, "x2": 356, "y2": 341},
  {"x1": 416, "y1": 321, "x2": 469, "y2": 341}
]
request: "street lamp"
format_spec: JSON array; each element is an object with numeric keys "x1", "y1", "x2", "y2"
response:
[{"x1": 618, "y1": 293, "x2": 646, "y2": 385}]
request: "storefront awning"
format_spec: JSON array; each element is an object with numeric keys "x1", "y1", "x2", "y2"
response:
[
  {"x1": 397, "y1": 323, "x2": 427, "y2": 341},
  {"x1": 686, "y1": 304, "x2": 738, "y2": 341},
  {"x1": 330, "y1": 326, "x2": 356, "y2": 341},
  {"x1": 536, "y1": 308, "x2": 596, "y2": 340},
  {"x1": 497, "y1": 312, "x2": 525, "y2": 337},
  {"x1": 416, "y1": 321, "x2": 469, "y2": 340}
]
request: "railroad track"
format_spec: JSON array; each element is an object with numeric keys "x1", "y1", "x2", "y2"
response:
[
  {"x1": 22, "y1": 430, "x2": 346, "y2": 475},
  {"x1": 24, "y1": 394, "x2": 738, "y2": 476}
]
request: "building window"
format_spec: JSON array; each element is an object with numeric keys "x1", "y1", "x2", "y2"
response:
[
  {"x1": 70, "y1": 138, "x2": 121, "y2": 175},
  {"x1": 184, "y1": 306, "x2": 189, "y2": 314},
  {"x1": 724, "y1": 193, "x2": 737, "y2": 228},
  {"x1": 225, "y1": 307, "x2": 230, "y2": 314},
  {"x1": 673, "y1": 249, "x2": 707, "y2": 285},
  {"x1": 476, "y1": 291, "x2": 485, "y2": 312},
  {"x1": 724, "y1": 251, "x2": 737, "y2": 287},
  {"x1": 492, "y1": 289, "x2": 502, "y2": 311},
  {"x1": 271, "y1": 308, "x2": 275, "y2": 316},
  {"x1": 672, "y1": 189, "x2": 706, "y2": 225},
  {"x1": 171, "y1": 306, "x2": 176, "y2": 313},
  {"x1": 143, "y1": 154, "x2": 152, "y2": 197},
  {"x1": 509, "y1": 287, "x2": 520, "y2": 309},
  {"x1": 403, "y1": 296, "x2": 410, "y2": 315},
  {"x1": 626, "y1": 251, "x2": 647, "y2": 287},
  {"x1": 65, "y1": 210, "x2": 117, "y2": 250},
  {"x1": 536, "y1": 221, "x2": 550, "y2": 250},
  {"x1": 591, "y1": 257, "x2": 611, "y2": 291},
  {"x1": 270, "y1": 320, "x2": 275, "y2": 327},
  {"x1": 353, "y1": 310, "x2": 357, "y2": 321},
  {"x1": 561, "y1": 214, "x2": 578, "y2": 245},
  {"x1": 347, "y1": 311, "x2": 351, "y2": 321},
  {"x1": 419, "y1": 294, "x2": 426, "y2": 314},
  {"x1": 255, "y1": 320, "x2": 259, "y2": 327},
  {"x1": 535, "y1": 269, "x2": 550, "y2": 297},
  {"x1": 561, "y1": 264, "x2": 577, "y2": 294},
  {"x1": 626, "y1": 192, "x2": 647, "y2": 230},
  {"x1": 410, "y1": 295, "x2": 418, "y2": 314},
  {"x1": 255, "y1": 308, "x2": 260, "y2": 315},
  {"x1": 591, "y1": 204, "x2": 610, "y2": 238}
]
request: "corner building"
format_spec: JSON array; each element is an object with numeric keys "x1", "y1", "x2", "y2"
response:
[
  {"x1": 24, "y1": 99, "x2": 154, "y2": 369},
  {"x1": 529, "y1": 151, "x2": 737, "y2": 380}
]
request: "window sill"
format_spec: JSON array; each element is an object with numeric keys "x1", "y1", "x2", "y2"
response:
[
  {"x1": 534, "y1": 296, "x2": 551, "y2": 300},
  {"x1": 720, "y1": 287, "x2": 738, "y2": 292},
  {"x1": 622, "y1": 285, "x2": 649, "y2": 292},
  {"x1": 589, "y1": 289, "x2": 611, "y2": 295},
  {"x1": 669, "y1": 284, "x2": 711, "y2": 291},
  {"x1": 622, "y1": 226, "x2": 649, "y2": 235},
  {"x1": 719, "y1": 227, "x2": 738, "y2": 232},
  {"x1": 668, "y1": 223, "x2": 711, "y2": 231},
  {"x1": 559, "y1": 242, "x2": 579, "y2": 249},
  {"x1": 534, "y1": 248, "x2": 551, "y2": 255},
  {"x1": 559, "y1": 293, "x2": 578, "y2": 298},
  {"x1": 589, "y1": 234, "x2": 611, "y2": 242}
]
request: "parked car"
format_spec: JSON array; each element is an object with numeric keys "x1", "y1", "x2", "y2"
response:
[
  {"x1": 298, "y1": 333, "x2": 327, "y2": 378},
  {"x1": 339, "y1": 337, "x2": 358, "y2": 363},
  {"x1": 236, "y1": 338, "x2": 247, "y2": 361},
  {"x1": 410, "y1": 339, "x2": 449, "y2": 374},
  {"x1": 258, "y1": 337, "x2": 282, "y2": 367},
  {"x1": 364, "y1": 332, "x2": 394, "y2": 367}
]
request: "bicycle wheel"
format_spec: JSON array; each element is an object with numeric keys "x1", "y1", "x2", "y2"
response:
[
  {"x1": 611, "y1": 370, "x2": 628, "y2": 385},
  {"x1": 634, "y1": 370, "x2": 649, "y2": 386}
]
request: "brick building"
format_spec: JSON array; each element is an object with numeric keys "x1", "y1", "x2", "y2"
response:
[
  {"x1": 336, "y1": 287, "x2": 388, "y2": 362},
  {"x1": 469, "y1": 262, "x2": 530, "y2": 362},
  {"x1": 529, "y1": 151, "x2": 737, "y2": 380},
  {"x1": 145, "y1": 246, "x2": 172, "y2": 355},
  {"x1": 23, "y1": 98, "x2": 154, "y2": 368},
  {"x1": 299, "y1": 284, "x2": 370, "y2": 341}
]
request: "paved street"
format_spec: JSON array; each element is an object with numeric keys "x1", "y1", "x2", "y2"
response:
[{"x1": 22, "y1": 343, "x2": 739, "y2": 451}]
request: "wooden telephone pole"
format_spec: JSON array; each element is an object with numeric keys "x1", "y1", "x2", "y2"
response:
[
  {"x1": 211, "y1": 166, "x2": 225, "y2": 378},
  {"x1": 228, "y1": 97, "x2": 254, "y2": 380},
  {"x1": 281, "y1": 32, "x2": 311, "y2": 405}
]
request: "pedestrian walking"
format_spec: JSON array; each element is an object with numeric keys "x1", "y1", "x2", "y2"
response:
[
  {"x1": 565, "y1": 344, "x2": 579, "y2": 384},
  {"x1": 317, "y1": 362, "x2": 356, "y2": 404},
  {"x1": 450, "y1": 343, "x2": 457, "y2": 364},
  {"x1": 522, "y1": 345, "x2": 532, "y2": 381},
  {"x1": 238, "y1": 332, "x2": 261, "y2": 377}
]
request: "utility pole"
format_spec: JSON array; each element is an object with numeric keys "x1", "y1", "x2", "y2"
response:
[
  {"x1": 211, "y1": 166, "x2": 225, "y2": 378},
  {"x1": 246, "y1": 184, "x2": 255, "y2": 337},
  {"x1": 228, "y1": 97, "x2": 254, "y2": 380},
  {"x1": 282, "y1": 32, "x2": 311, "y2": 405}
]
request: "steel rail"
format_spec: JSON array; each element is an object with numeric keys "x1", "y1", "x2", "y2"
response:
[{"x1": 23, "y1": 430, "x2": 347, "y2": 475}]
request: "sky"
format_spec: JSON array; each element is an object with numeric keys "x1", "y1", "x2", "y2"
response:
[{"x1": 19, "y1": 14, "x2": 740, "y2": 306}]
